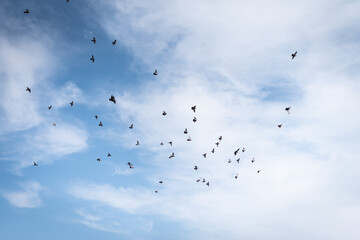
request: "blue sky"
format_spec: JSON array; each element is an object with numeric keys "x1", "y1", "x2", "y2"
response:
[{"x1": 1, "y1": 0, "x2": 360, "y2": 239}]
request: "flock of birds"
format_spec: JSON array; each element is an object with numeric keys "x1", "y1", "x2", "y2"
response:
[{"x1": 23, "y1": 5, "x2": 296, "y2": 193}]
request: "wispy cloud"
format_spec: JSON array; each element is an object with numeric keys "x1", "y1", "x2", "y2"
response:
[{"x1": 2, "y1": 181, "x2": 43, "y2": 208}]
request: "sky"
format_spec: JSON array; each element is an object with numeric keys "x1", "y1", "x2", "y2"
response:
[{"x1": 1, "y1": 0, "x2": 360, "y2": 239}]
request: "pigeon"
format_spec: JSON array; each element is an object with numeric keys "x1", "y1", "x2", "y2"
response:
[
  {"x1": 159, "y1": 181, "x2": 163, "y2": 184},
  {"x1": 48, "y1": 105, "x2": 52, "y2": 110},
  {"x1": 184, "y1": 128, "x2": 188, "y2": 134},
  {"x1": 26, "y1": 87, "x2": 31, "y2": 93},
  {"x1": 203, "y1": 153, "x2": 207, "y2": 158},
  {"x1": 206, "y1": 182, "x2": 210, "y2": 187},
  {"x1": 53, "y1": 123, "x2": 56, "y2": 127},
  {"x1": 155, "y1": 190, "x2": 158, "y2": 193},
  {"x1": 211, "y1": 148, "x2": 215, "y2": 153},
  {"x1": 162, "y1": 110, "x2": 167, "y2": 116},
  {"x1": 24, "y1": 9, "x2": 30, "y2": 14},
  {"x1": 107, "y1": 153, "x2": 111, "y2": 157},
  {"x1": 291, "y1": 51, "x2": 297, "y2": 59},
  {"x1": 285, "y1": 106, "x2": 291, "y2": 114},
  {"x1": 90, "y1": 55, "x2": 95, "y2": 62},
  {"x1": 95, "y1": 115, "x2": 98, "y2": 119},
  {"x1": 169, "y1": 141, "x2": 172, "y2": 146},
  {"x1": 112, "y1": 39, "x2": 117, "y2": 45},
  {"x1": 97, "y1": 157, "x2": 101, "y2": 162},
  {"x1": 136, "y1": 140, "x2": 140, "y2": 146},
  {"x1": 91, "y1": 36, "x2": 96, "y2": 44},
  {"x1": 278, "y1": 124, "x2": 282, "y2": 128},
  {"x1": 169, "y1": 152, "x2": 175, "y2": 159},
  {"x1": 70, "y1": 101, "x2": 74, "y2": 107},
  {"x1": 109, "y1": 95, "x2": 116, "y2": 104},
  {"x1": 129, "y1": 124, "x2": 133, "y2": 129},
  {"x1": 99, "y1": 121, "x2": 103, "y2": 127},
  {"x1": 219, "y1": 136, "x2": 222, "y2": 141},
  {"x1": 191, "y1": 105, "x2": 196, "y2": 112},
  {"x1": 228, "y1": 159, "x2": 232, "y2": 163},
  {"x1": 153, "y1": 70, "x2": 158, "y2": 75},
  {"x1": 193, "y1": 117, "x2": 197, "y2": 123},
  {"x1": 257, "y1": 170, "x2": 261, "y2": 173},
  {"x1": 242, "y1": 147, "x2": 245, "y2": 153},
  {"x1": 234, "y1": 148, "x2": 240, "y2": 156},
  {"x1": 160, "y1": 142, "x2": 164, "y2": 146},
  {"x1": 236, "y1": 158, "x2": 240, "y2": 163},
  {"x1": 187, "y1": 136, "x2": 192, "y2": 141},
  {"x1": 235, "y1": 173, "x2": 238, "y2": 179},
  {"x1": 194, "y1": 165, "x2": 198, "y2": 170},
  {"x1": 215, "y1": 142, "x2": 219, "y2": 147},
  {"x1": 33, "y1": 161, "x2": 38, "y2": 166},
  {"x1": 251, "y1": 157, "x2": 255, "y2": 163}
]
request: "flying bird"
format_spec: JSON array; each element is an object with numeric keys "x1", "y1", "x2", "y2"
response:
[
  {"x1": 169, "y1": 152, "x2": 175, "y2": 159},
  {"x1": 112, "y1": 39, "x2": 116, "y2": 45},
  {"x1": 53, "y1": 123, "x2": 56, "y2": 127},
  {"x1": 69, "y1": 101, "x2": 74, "y2": 107},
  {"x1": 129, "y1": 124, "x2": 133, "y2": 129},
  {"x1": 160, "y1": 142, "x2": 164, "y2": 145},
  {"x1": 184, "y1": 128, "x2": 188, "y2": 134},
  {"x1": 99, "y1": 121, "x2": 103, "y2": 126},
  {"x1": 278, "y1": 124, "x2": 282, "y2": 128},
  {"x1": 194, "y1": 165, "x2": 198, "y2": 170},
  {"x1": 136, "y1": 140, "x2": 140, "y2": 146},
  {"x1": 155, "y1": 190, "x2": 158, "y2": 193},
  {"x1": 203, "y1": 153, "x2": 207, "y2": 158},
  {"x1": 228, "y1": 159, "x2": 232, "y2": 163},
  {"x1": 242, "y1": 147, "x2": 245, "y2": 153},
  {"x1": 107, "y1": 153, "x2": 111, "y2": 157},
  {"x1": 24, "y1": 9, "x2": 30, "y2": 14},
  {"x1": 26, "y1": 87, "x2": 31, "y2": 93},
  {"x1": 235, "y1": 173, "x2": 238, "y2": 179},
  {"x1": 91, "y1": 36, "x2": 96, "y2": 44},
  {"x1": 33, "y1": 162, "x2": 38, "y2": 166},
  {"x1": 285, "y1": 106, "x2": 291, "y2": 114},
  {"x1": 159, "y1": 181, "x2": 163, "y2": 184},
  {"x1": 48, "y1": 105, "x2": 52, "y2": 110},
  {"x1": 291, "y1": 51, "x2": 297, "y2": 59},
  {"x1": 67, "y1": 0, "x2": 70, "y2": 2},
  {"x1": 202, "y1": 178, "x2": 206, "y2": 183},
  {"x1": 162, "y1": 110, "x2": 167, "y2": 116},
  {"x1": 153, "y1": 70, "x2": 158, "y2": 75},
  {"x1": 97, "y1": 157, "x2": 101, "y2": 162},
  {"x1": 257, "y1": 170, "x2": 261, "y2": 173},
  {"x1": 196, "y1": 179, "x2": 201, "y2": 182},
  {"x1": 109, "y1": 95, "x2": 116, "y2": 104},
  {"x1": 169, "y1": 141, "x2": 172, "y2": 146},
  {"x1": 127, "y1": 162, "x2": 134, "y2": 168},
  {"x1": 219, "y1": 136, "x2": 222, "y2": 141},
  {"x1": 206, "y1": 182, "x2": 210, "y2": 187},
  {"x1": 215, "y1": 142, "x2": 219, "y2": 147},
  {"x1": 236, "y1": 158, "x2": 240, "y2": 163},
  {"x1": 187, "y1": 136, "x2": 192, "y2": 141},
  {"x1": 234, "y1": 148, "x2": 240, "y2": 156},
  {"x1": 191, "y1": 105, "x2": 196, "y2": 112},
  {"x1": 211, "y1": 148, "x2": 215, "y2": 153},
  {"x1": 251, "y1": 157, "x2": 255, "y2": 163},
  {"x1": 95, "y1": 115, "x2": 98, "y2": 119},
  {"x1": 193, "y1": 117, "x2": 197, "y2": 123},
  {"x1": 90, "y1": 55, "x2": 95, "y2": 62}
]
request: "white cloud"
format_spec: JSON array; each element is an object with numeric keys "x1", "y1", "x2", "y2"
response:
[{"x1": 2, "y1": 181, "x2": 43, "y2": 208}]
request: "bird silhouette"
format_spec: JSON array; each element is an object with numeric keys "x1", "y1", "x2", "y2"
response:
[
  {"x1": 278, "y1": 124, "x2": 282, "y2": 128},
  {"x1": 242, "y1": 147, "x2": 245, "y2": 153},
  {"x1": 228, "y1": 159, "x2": 232, "y2": 163},
  {"x1": 211, "y1": 148, "x2": 215, "y2": 153},
  {"x1": 136, "y1": 140, "x2": 140, "y2": 146},
  {"x1": 26, "y1": 87, "x2": 31, "y2": 93},
  {"x1": 153, "y1": 70, "x2": 158, "y2": 75},
  {"x1": 219, "y1": 136, "x2": 222, "y2": 141},
  {"x1": 159, "y1": 181, "x2": 163, "y2": 184},
  {"x1": 235, "y1": 173, "x2": 238, "y2": 179},
  {"x1": 107, "y1": 153, "x2": 111, "y2": 157},
  {"x1": 67, "y1": 0, "x2": 70, "y2": 2},
  {"x1": 91, "y1": 36, "x2": 96, "y2": 44},
  {"x1": 155, "y1": 190, "x2": 158, "y2": 193},
  {"x1": 203, "y1": 153, "x2": 207, "y2": 158},
  {"x1": 206, "y1": 182, "x2": 209, "y2": 187},
  {"x1": 24, "y1": 9, "x2": 30, "y2": 14},
  {"x1": 234, "y1": 148, "x2": 240, "y2": 156},
  {"x1": 33, "y1": 162, "x2": 38, "y2": 166},
  {"x1": 162, "y1": 110, "x2": 167, "y2": 116},
  {"x1": 99, "y1": 121, "x2": 103, "y2": 127},
  {"x1": 202, "y1": 178, "x2": 206, "y2": 183},
  {"x1": 194, "y1": 165, "x2": 198, "y2": 170},
  {"x1": 251, "y1": 157, "x2": 255, "y2": 163},
  {"x1": 184, "y1": 128, "x2": 188, "y2": 134},
  {"x1": 129, "y1": 124, "x2": 133, "y2": 129},
  {"x1": 70, "y1": 101, "x2": 74, "y2": 107},
  {"x1": 169, "y1": 141, "x2": 172, "y2": 146},
  {"x1": 97, "y1": 157, "x2": 101, "y2": 162},
  {"x1": 90, "y1": 55, "x2": 95, "y2": 62},
  {"x1": 196, "y1": 179, "x2": 201, "y2": 182},
  {"x1": 112, "y1": 39, "x2": 116, "y2": 45},
  {"x1": 187, "y1": 136, "x2": 192, "y2": 141},
  {"x1": 109, "y1": 95, "x2": 116, "y2": 104},
  {"x1": 160, "y1": 142, "x2": 164, "y2": 145},
  {"x1": 127, "y1": 162, "x2": 134, "y2": 168},
  {"x1": 95, "y1": 115, "x2": 98, "y2": 119},
  {"x1": 191, "y1": 105, "x2": 196, "y2": 112},
  {"x1": 285, "y1": 106, "x2": 291, "y2": 114},
  {"x1": 236, "y1": 158, "x2": 240, "y2": 163},
  {"x1": 48, "y1": 105, "x2": 52, "y2": 110},
  {"x1": 215, "y1": 142, "x2": 219, "y2": 147},
  {"x1": 257, "y1": 170, "x2": 261, "y2": 173},
  {"x1": 193, "y1": 117, "x2": 197, "y2": 123},
  {"x1": 53, "y1": 123, "x2": 56, "y2": 127},
  {"x1": 169, "y1": 152, "x2": 175, "y2": 159},
  {"x1": 291, "y1": 51, "x2": 297, "y2": 59}
]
